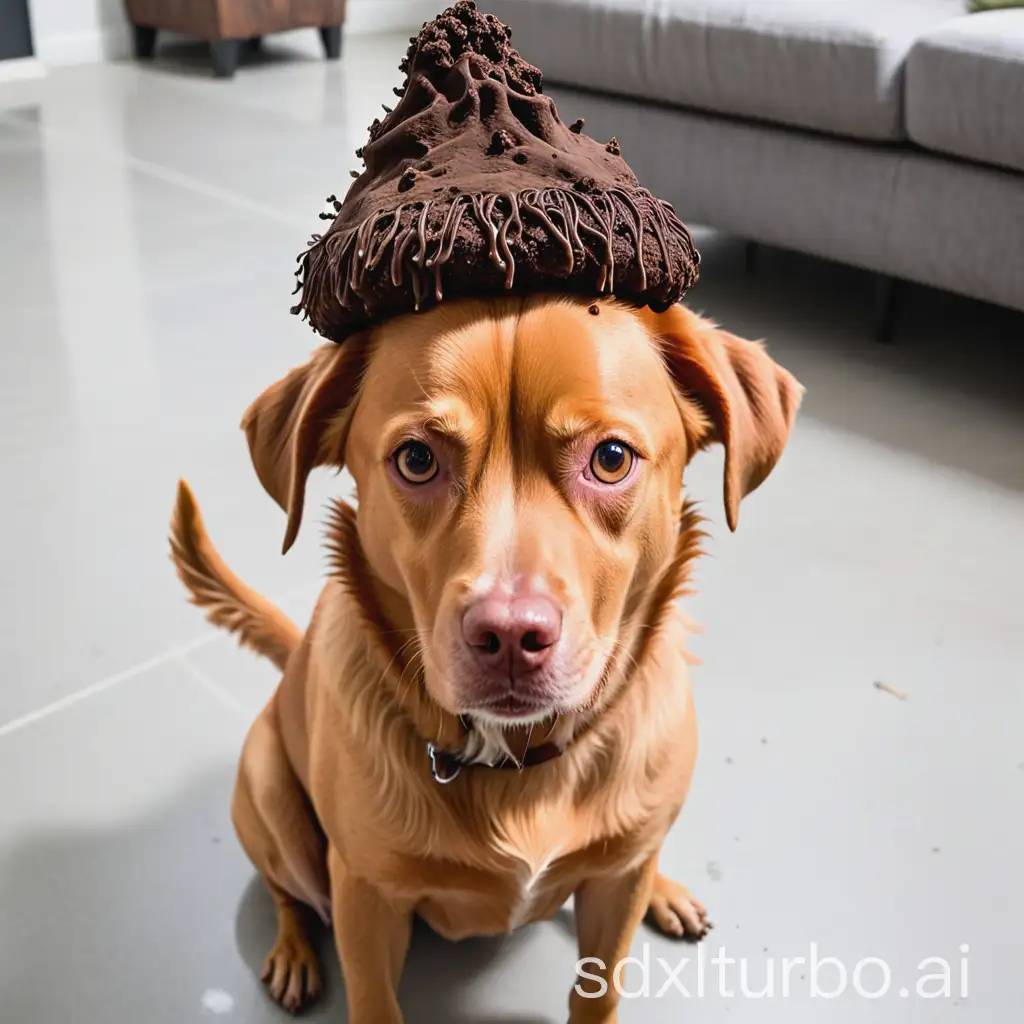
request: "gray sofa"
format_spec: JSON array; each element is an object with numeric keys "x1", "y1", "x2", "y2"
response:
[{"x1": 491, "y1": 0, "x2": 1024, "y2": 319}]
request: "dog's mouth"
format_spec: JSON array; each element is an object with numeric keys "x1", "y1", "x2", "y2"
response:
[
  {"x1": 470, "y1": 692, "x2": 555, "y2": 722},
  {"x1": 457, "y1": 650, "x2": 606, "y2": 727}
]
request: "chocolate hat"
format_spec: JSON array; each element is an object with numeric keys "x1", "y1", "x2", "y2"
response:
[{"x1": 292, "y1": 1, "x2": 699, "y2": 342}]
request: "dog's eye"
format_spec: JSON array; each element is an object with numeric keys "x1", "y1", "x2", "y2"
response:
[
  {"x1": 590, "y1": 440, "x2": 634, "y2": 484},
  {"x1": 395, "y1": 441, "x2": 439, "y2": 484}
]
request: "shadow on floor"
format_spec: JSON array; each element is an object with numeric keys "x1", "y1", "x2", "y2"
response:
[
  {"x1": 235, "y1": 873, "x2": 566, "y2": 1024},
  {"x1": 689, "y1": 234, "x2": 1024, "y2": 492},
  {"x1": 0, "y1": 764, "x2": 566, "y2": 1023},
  {"x1": 129, "y1": 39, "x2": 328, "y2": 80}
]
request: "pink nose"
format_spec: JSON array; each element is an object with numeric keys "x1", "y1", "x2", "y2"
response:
[{"x1": 462, "y1": 595, "x2": 562, "y2": 675}]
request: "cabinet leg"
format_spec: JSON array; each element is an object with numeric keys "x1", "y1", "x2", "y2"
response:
[
  {"x1": 133, "y1": 25, "x2": 157, "y2": 60},
  {"x1": 211, "y1": 39, "x2": 242, "y2": 79},
  {"x1": 320, "y1": 25, "x2": 343, "y2": 60}
]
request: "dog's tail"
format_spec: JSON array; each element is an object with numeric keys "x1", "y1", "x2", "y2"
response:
[{"x1": 170, "y1": 480, "x2": 301, "y2": 671}]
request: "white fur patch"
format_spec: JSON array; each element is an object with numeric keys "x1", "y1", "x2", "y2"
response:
[
  {"x1": 508, "y1": 846, "x2": 563, "y2": 930},
  {"x1": 460, "y1": 722, "x2": 515, "y2": 765},
  {"x1": 462, "y1": 715, "x2": 558, "y2": 766}
]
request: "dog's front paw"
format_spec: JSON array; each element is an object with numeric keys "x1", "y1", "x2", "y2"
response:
[
  {"x1": 261, "y1": 928, "x2": 322, "y2": 1014},
  {"x1": 646, "y1": 873, "x2": 711, "y2": 939}
]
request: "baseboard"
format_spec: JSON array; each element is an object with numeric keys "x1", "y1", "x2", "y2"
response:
[
  {"x1": 34, "y1": 25, "x2": 132, "y2": 67},
  {"x1": 346, "y1": 0, "x2": 440, "y2": 34},
  {"x1": 0, "y1": 57, "x2": 47, "y2": 83}
]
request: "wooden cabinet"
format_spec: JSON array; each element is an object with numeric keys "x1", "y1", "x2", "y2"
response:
[{"x1": 124, "y1": 0, "x2": 348, "y2": 77}]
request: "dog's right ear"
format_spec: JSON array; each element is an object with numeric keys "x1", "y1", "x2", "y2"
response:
[{"x1": 241, "y1": 338, "x2": 369, "y2": 554}]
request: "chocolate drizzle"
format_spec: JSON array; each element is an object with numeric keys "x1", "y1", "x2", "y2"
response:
[{"x1": 291, "y1": 2, "x2": 700, "y2": 342}]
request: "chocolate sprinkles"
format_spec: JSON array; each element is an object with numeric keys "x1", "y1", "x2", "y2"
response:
[{"x1": 290, "y1": 2, "x2": 700, "y2": 342}]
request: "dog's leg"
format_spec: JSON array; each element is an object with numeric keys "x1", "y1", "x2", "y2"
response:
[
  {"x1": 329, "y1": 846, "x2": 413, "y2": 1024},
  {"x1": 260, "y1": 882, "x2": 322, "y2": 1012},
  {"x1": 569, "y1": 854, "x2": 659, "y2": 1024},
  {"x1": 233, "y1": 702, "x2": 330, "y2": 1013},
  {"x1": 646, "y1": 872, "x2": 711, "y2": 939}
]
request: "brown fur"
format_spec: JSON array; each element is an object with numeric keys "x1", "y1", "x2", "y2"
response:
[
  {"x1": 170, "y1": 482, "x2": 300, "y2": 670},
  {"x1": 170, "y1": 296, "x2": 801, "y2": 1022}
]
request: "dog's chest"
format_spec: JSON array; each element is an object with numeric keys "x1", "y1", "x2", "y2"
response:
[
  {"x1": 406, "y1": 807, "x2": 655, "y2": 941},
  {"x1": 504, "y1": 843, "x2": 565, "y2": 929},
  {"x1": 413, "y1": 838, "x2": 573, "y2": 940}
]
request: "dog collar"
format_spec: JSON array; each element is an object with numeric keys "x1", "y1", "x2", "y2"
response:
[{"x1": 427, "y1": 740, "x2": 564, "y2": 785}]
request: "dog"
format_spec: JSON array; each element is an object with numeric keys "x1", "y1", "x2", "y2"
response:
[{"x1": 171, "y1": 295, "x2": 801, "y2": 1023}]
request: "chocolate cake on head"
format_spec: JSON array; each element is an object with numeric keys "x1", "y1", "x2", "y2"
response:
[{"x1": 292, "y1": 1, "x2": 700, "y2": 343}]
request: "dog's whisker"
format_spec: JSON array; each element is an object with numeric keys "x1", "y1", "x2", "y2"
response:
[
  {"x1": 375, "y1": 635, "x2": 421, "y2": 696},
  {"x1": 612, "y1": 639, "x2": 640, "y2": 673},
  {"x1": 394, "y1": 639, "x2": 426, "y2": 708}
]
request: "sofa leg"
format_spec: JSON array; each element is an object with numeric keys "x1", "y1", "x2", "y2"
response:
[
  {"x1": 873, "y1": 274, "x2": 899, "y2": 344},
  {"x1": 245, "y1": 36, "x2": 263, "y2": 53},
  {"x1": 744, "y1": 240, "x2": 759, "y2": 275},
  {"x1": 320, "y1": 25, "x2": 343, "y2": 60},
  {"x1": 133, "y1": 25, "x2": 158, "y2": 60},
  {"x1": 211, "y1": 39, "x2": 242, "y2": 78}
]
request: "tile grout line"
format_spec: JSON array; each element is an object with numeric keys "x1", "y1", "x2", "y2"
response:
[
  {"x1": 0, "y1": 632, "x2": 221, "y2": 740},
  {"x1": 174, "y1": 650, "x2": 251, "y2": 718},
  {"x1": 0, "y1": 109, "x2": 310, "y2": 232},
  {"x1": 169, "y1": 572, "x2": 328, "y2": 718},
  {"x1": 0, "y1": 575, "x2": 324, "y2": 739},
  {"x1": 119, "y1": 153, "x2": 310, "y2": 231}
]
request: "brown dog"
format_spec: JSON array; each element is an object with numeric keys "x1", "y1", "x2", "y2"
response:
[{"x1": 171, "y1": 295, "x2": 801, "y2": 1023}]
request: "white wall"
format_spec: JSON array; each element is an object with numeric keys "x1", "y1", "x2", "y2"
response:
[
  {"x1": 347, "y1": 1, "x2": 441, "y2": 34},
  {"x1": 27, "y1": 0, "x2": 441, "y2": 67},
  {"x1": 28, "y1": 0, "x2": 126, "y2": 65}
]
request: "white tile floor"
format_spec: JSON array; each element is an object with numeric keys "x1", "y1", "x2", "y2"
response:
[{"x1": 2, "y1": 30, "x2": 1023, "y2": 1024}]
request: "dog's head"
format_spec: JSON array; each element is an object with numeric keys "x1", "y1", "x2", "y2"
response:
[{"x1": 243, "y1": 297, "x2": 801, "y2": 741}]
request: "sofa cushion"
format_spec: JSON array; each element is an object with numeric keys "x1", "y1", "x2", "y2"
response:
[
  {"x1": 492, "y1": 0, "x2": 964, "y2": 142},
  {"x1": 906, "y1": 11, "x2": 1024, "y2": 173}
]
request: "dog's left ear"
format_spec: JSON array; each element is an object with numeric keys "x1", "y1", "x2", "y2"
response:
[
  {"x1": 640, "y1": 304, "x2": 804, "y2": 531},
  {"x1": 241, "y1": 337, "x2": 369, "y2": 554}
]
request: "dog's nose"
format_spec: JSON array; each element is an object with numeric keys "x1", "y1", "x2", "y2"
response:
[{"x1": 462, "y1": 596, "x2": 562, "y2": 674}]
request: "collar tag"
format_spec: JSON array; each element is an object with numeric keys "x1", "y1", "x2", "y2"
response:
[{"x1": 427, "y1": 742, "x2": 462, "y2": 784}]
